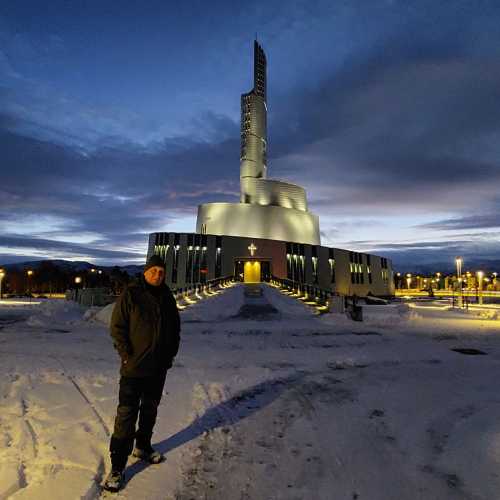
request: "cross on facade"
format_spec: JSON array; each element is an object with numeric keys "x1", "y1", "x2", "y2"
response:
[{"x1": 248, "y1": 243, "x2": 257, "y2": 256}]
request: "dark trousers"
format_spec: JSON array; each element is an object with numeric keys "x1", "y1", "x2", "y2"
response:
[{"x1": 109, "y1": 369, "x2": 167, "y2": 470}]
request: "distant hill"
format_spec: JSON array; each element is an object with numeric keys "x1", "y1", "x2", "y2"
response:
[
  {"x1": 0, "y1": 259, "x2": 144, "y2": 275},
  {"x1": 392, "y1": 258, "x2": 500, "y2": 275}
]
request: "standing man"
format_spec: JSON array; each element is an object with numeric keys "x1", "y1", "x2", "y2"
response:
[{"x1": 104, "y1": 254, "x2": 180, "y2": 492}]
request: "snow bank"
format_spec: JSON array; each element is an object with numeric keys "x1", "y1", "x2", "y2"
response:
[
  {"x1": 95, "y1": 302, "x2": 115, "y2": 325},
  {"x1": 362, "y1": 303, "x2": 411, "y2": 327},
  {"x1": 26, "y1": 299, "x2": 86, "y2": 327},
  {"x1": 85, "y1": 302, "x2": 116, "y2": 326}
]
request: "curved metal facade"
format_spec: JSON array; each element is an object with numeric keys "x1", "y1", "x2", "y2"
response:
[
  {"x1": 240, "y1": 178, "x2": 308, "y2": 211},
  {"x1": 196, "y1": 202, "x2": 320, "y2": 245}
]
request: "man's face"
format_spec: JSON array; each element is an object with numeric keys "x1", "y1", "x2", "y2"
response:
[{"x1": 144, "y1": 266, "x2": 165, "y2": 286}]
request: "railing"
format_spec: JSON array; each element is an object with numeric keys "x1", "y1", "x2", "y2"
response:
[
  {"x1": 270, "y1": 276, "x2": 333, "y2": 309},
  {"x1": 172, "y1": 275, "x2": 235, "y2": 307},
  {"x1": 270, "y1": 276, "x2": 366, "y2": 320}
]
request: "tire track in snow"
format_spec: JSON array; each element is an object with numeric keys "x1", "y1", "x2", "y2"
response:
[
  {"x1": 0, "y1": 379, "x2": 36, "y2": 498},
  {"x1": 51, "y1": 356, "x2": 111, "y2": 437},
  {"x1": 66, "y1": 376, "x2": 111, "y2": 437},
  {"x1": 64, "y1": 374, "x2": 112, "y2": 496},
  {"x1": 50, "y1": 356, "x2": 111, "y2": 496},
  {"x1": 24, "y1": 419, "x2": 38, "y2": 459}
]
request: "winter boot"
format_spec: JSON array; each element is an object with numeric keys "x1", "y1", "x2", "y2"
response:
[
  {"x1": 132, "y1": 445, "x2": 164, "y2": 464},
  {"x1": 103, "y1": 469, "x2": 125, "y2": 492}
]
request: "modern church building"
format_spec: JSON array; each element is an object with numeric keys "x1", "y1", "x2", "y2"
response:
[{"x1": 148, "y1": 41, "x2": 394, "y2": 297}]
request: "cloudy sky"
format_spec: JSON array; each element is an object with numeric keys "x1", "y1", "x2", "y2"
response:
[{"x1": 1, "y1": 0, "x2": 499, "y2": 270}]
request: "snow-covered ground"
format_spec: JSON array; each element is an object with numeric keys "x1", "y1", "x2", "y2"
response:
[{"x1": 1, "y1": 284, "x2": 500, "y2": 500}]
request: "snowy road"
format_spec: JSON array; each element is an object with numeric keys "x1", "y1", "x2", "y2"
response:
[{"x1": 1, "y1": 285, "x2": 500, "y2": 499}]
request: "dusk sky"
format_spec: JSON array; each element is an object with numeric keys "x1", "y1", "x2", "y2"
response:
[{"x1": 1, "y1": 0, "x2": 499, "y2": 270}]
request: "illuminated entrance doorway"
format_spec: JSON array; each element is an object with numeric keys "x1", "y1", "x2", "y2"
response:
[
  {"x1": 244, "y1": 261, "x2": 261, "y2": 283},
  {"x1": 234, "y1": 260, "x2": 271, "y2": 283}
]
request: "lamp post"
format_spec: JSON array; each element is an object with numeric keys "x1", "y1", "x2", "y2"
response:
[
  {"x1": 477, "y1": 271, "x2": 484, "y2": 305},
  {"x1": 455, "y1": 257, "x2": 463, "y2": 307},
  {"x1": 74, "y1": 276, "x2": 82, "y2": 303},
  {"x1": 406, "y1": 273, "x2": 412, "y2": 290},
  {"x1": 27, "y1": 270, "x2": 33, "y2": 303},
  {"x1": 89, "y1": 267, "x2": 98, "y2": 287},
  {"x1": 0, "y1": 269, "x2": 5, "y2": 300},
  {"x1": 455, "y1": 257, "x2": 463, "y2": 278},
  {"x1": 436, "y1": 272, "x2": 441, "y2": 290}
]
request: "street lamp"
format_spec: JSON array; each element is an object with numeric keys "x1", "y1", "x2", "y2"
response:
[
  {"x1": 74, "y1": 276, "x2": 82, "y2": 302},
  {"x1": 89, "y1": 268, "x2": 96, "y2": 287},
  {"x1": 477, "y1": 271, "x2": 484, "y2": 305},
  {"x1": 27, "y1": 270, "x2": 33, "y2": 302},
  {"x1": 406, "y1": 273, "x2": 412, "y2": 290},
  {"x1": 455, "y1": 256, "x2": 463, "y2": 278},
  {"x1": 455, "y1": 257, "x2": 463, "y2": 307},
  {"x1": 0, "y1": 269, "x2": 5, "y2": 300}
]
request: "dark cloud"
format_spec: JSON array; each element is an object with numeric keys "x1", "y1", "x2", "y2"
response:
[
  {"x1": 0, "y1": 234, "x2": 142, "y2": 260},
  {"x1": 346, "y1": 237, "x2": 500, "y2": 271},
  {"x1": 418, "y1": 214, "x2": 500, "y2": 231},
  {"x1": 0, "y1": 118, "x2": 240, "y2": 234}
]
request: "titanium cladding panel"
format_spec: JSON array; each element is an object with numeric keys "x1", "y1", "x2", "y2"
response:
[
  {"x1": 240, "y1": 178, "x2": 308, "y2": 211},
  {"x1": 240, "y1": 93, "x2": 267, "y2": 180},
  {"x1": 196, "y1": 202, "x2": 320, "y2": 246}
]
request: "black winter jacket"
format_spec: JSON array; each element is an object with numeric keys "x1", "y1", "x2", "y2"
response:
[{"x1": 110, "y1": 277, "x2": 180, "y2": 377}]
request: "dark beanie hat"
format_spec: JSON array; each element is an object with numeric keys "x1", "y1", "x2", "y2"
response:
[{"x1": 144, "y1": 254, "x2": 166, "y2": 272}]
